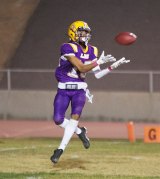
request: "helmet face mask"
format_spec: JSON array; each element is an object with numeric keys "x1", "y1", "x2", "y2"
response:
[
  {"x1": 77, "y1": 29, "x2": 91, "y2": 45},
  {"x1": 68, "y1": 21, "x2": 91, "y2": 45}
]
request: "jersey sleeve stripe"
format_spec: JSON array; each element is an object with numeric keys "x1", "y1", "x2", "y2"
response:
[
  {"x1": 68, "y1": 43, "x2": 78, "y2": 53},
  {"x1": 92, "y1": 46, "x2": 98, "y2": 57}
]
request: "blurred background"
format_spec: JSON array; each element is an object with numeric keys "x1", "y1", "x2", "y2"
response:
[{"x1": 0, "y1": 0, "x2": 160, "y2": 122}]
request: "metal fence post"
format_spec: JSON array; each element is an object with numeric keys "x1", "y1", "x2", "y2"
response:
[
  {"x1": 7, "y1": 69, "x2": 11, "y2": 91},
  {"x1": 4, "y1": 69, "x2": 11, "y2": 119},
  {"x1": 149, "y1": 71, "x2": 153, "y2": 93}
]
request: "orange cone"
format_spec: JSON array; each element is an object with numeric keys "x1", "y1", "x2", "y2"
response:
[{"x1": 127, "y1": 121, "x2": 135, "y2": 143}]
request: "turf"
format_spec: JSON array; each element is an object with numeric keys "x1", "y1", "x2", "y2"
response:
[{"x1": 0, "y1": 138, "x2": 160, "y2": 179}]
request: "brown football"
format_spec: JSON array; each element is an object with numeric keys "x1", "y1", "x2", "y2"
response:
[{"x1": 115, "y1": 32, "x2": 137, "y2": 45}]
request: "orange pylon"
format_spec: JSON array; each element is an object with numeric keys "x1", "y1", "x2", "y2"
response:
[{"x1": 127, "y1": 121, "x2": 136, "y2": 143}]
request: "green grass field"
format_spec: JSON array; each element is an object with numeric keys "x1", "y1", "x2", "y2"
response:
[{"x1": 0, "y1": 138, "x2": 160, "y2": 179}]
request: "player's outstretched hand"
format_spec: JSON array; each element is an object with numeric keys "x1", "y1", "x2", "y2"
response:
[
  {"x1": 96, "y1": 51, "x2": 116, "y2": 65},
  {"x1": 110, "y1": 57, "x2": 130, "y2": 70}
]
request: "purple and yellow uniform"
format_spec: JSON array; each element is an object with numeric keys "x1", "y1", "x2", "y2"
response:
[
  {"x1": 55, "y1": 42, "x2": 98, "y2": 83},
  {"x1": 54, "y1": 42, "x2": 98, "y2": 125}
]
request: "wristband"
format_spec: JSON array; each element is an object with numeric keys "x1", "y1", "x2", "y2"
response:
[
  {"x1": 108, "y1": 66, "x2": 112, "y2": 71},
  {"x1": 93, "y1": 61, "x2": 98, "y2": 67}
]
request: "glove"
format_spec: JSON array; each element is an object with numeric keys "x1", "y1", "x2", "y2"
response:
[
  {"x1": 110, "y1": 57, "x2": 130, "y2": 70},
  {"x1": 96, "y1": 51, "x2": 116, "y2": 65}
]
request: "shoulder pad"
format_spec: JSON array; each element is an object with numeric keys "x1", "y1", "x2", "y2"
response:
[{"x1": 68, "y1": 43, "x2": 78, "y2": 53}]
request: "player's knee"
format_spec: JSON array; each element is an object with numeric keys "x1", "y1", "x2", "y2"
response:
[
  {"x1": 71, "y1": 114, "x2": 80, "y2": 120},
  {"x1": 53, "y1": 115, "x2": 63, "y2": 125}
]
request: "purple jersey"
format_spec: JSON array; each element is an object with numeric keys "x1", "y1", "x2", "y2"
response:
[{"x1": 55, "y1": 42, "x2": 98, "y2": 83}]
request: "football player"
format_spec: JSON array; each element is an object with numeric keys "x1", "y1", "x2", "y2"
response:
[{"x1": 50, "y1": 20, "x2": 130, "y2": 164}]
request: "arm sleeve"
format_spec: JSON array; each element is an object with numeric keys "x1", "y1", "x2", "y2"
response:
[{"x1": 94, "y1": 67, "x2": 112, "y2": 79}]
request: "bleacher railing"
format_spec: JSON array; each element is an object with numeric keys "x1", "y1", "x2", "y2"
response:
[{"x1": 0, "y1": 69, "x2": 160, "y2": 92}]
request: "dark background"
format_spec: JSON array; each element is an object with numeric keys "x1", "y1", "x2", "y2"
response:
[{"x1": 10, "y1": 0, "x2": 160, "y2": 71}]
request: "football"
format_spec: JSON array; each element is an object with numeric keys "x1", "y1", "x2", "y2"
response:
[{"x1": 115, "y1": 32, "x2": 137, "y2": 45}]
